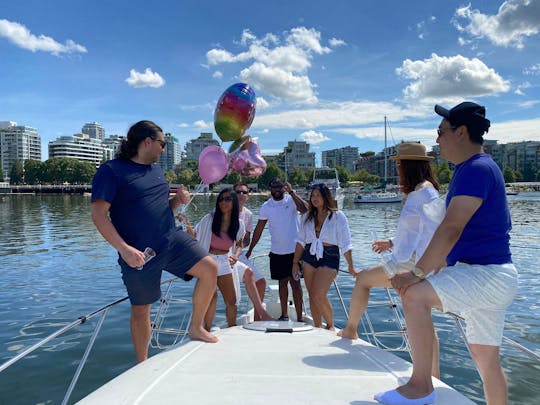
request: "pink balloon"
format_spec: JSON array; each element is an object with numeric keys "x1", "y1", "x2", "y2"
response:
[
  {"x1": 198, "y1": 146, "x2": 229, "y2": 184},
  {"x1": 230, "y1": 137, "x2": 266, "y2": 178}
]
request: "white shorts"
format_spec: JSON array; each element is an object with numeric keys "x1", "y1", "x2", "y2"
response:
[
  {"x1": 210, "y1": 253, "x2": 251, "y2": 304},
  {"x1": 428, "y1": 262, "x2": 518, "y2": 346},
  {"x1": 238, "y1": 252, "x2": 265, "y2": 281}
]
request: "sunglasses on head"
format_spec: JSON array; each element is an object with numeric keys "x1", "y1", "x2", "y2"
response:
[{"x1": 218, "y1": 196, "x2": 234, "y2": 202}]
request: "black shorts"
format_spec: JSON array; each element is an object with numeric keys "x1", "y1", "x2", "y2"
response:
[
  {"x1": 269, "y1": 252, "x2": 294, "y2": 280},
  {"x1": 120, "y1": 227, "x2": 208, "y2": 305},
  {"x1": 301, "y1": 244, "x2": 340, "y2": 271}
]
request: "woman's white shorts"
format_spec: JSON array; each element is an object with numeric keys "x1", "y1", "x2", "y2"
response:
[{"x1": 428, "y1": 262, "x2": 518, "y2": 346}]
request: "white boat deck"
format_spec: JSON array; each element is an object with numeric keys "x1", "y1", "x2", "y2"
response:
[{"x1": 78, "y1": 322, "x2": 475, "y2": 404}]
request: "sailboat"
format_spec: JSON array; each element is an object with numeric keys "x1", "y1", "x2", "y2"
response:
[{"x1": 354, "y1": 116, "x2": 402, "y2": 204}]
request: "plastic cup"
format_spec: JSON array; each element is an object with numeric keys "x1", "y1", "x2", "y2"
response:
[{"x1": 136, "y1": 247, "x2": 156, "y2": 270}]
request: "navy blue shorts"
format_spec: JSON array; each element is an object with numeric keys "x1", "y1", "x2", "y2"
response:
[
  {"x1": 120, "y1": 228, "x2": 208, "y2": 305},
  {"x1": 269, "y1": 252, "x2": 294, "y2": 280},
  {"x1": 301, "y1": 244, "x2": 340, "y2": 271}
]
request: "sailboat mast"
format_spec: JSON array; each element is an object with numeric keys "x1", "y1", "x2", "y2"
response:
[{"x1": 383, "y1": 116, "x2": 387, "y2": 184}]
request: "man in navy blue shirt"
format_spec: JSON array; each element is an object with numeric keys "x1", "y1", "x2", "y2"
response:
[
  {"x1": 377, "y1": 103, "x2": 518, "y2": 405},
  {"x1": 92, "y1": 120, "x2": 218, "y2": 362}
]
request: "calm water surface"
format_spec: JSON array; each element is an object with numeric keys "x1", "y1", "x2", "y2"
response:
[{"x1": 0, "y1": 193, "x2": 539, "y2": 404}]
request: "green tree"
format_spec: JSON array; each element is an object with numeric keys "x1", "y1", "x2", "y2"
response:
[
  {"x1": 177, "y1": 168, "x2": 194, "y2": 187},
  {"x1": 74, "y1": 161, "x2": 96, "y2": 184},
  {"x1": 288, "y1": 167, "x2": 308, "y2": 188},
  {"x1": 351, "y1": 169, "x2": 379, "y2": 185},
  {"x1": 258, "y1": 162, "x2": 284, "y2": 189},
  {"x1": 223, "y1": 171, "x2": 241, "y2": 185},
  {"x1": 24, "y1": 159, "x2": 43, "y2": 184},
  {"x1": 335, "y1": 166, "x2": 351, "y2": 186},
  {"x1": 503, "y1": 166, "x2": 516, "y2": 183},
  {"x1": 360, "y1": 151, "x2": 375, "y2": 158},
  {"x1": 434, "y1": 162, "x2": 453, "y2": 184},
  {"x1": 165, "y1": 170, "x2": 177, "y2": 184},
  {"x1": 9, "y1": 160, "x2": 24, "y2": 184}
]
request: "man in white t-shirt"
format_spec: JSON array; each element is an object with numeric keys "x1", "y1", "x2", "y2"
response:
[
  {"x1": 233, "y1": 182, "x2": 267, "y2": 320},
  {"x1": 246, "y1": 178, "x2": 308, "y2": 321}
]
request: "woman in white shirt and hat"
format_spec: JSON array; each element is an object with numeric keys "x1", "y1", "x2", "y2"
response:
[
  {"x1": 292, "y1": 183, "x2": 356, "y2": 330},
  {"x1": 338, "y1": 142, "x2": 444, "y2": 378}
]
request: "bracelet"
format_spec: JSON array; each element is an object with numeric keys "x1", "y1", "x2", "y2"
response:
[{"x1": 411, "y1": 266, "x2": 426, "y2": 280}]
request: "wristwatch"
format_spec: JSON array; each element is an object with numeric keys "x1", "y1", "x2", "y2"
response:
[{"x1": 411, "y1": 266, "x2": 426, "y2": 280}]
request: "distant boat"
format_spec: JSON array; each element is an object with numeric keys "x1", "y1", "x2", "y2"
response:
[
  {"x1": 307, "y1": 166, "x2": 345, "y2": 208},
  {"x1": 354, "y1": 116, "x2": 403, "y2": 204},
  {"x1": 505, "y1": 187, "x2": 519, "y2": 196}
]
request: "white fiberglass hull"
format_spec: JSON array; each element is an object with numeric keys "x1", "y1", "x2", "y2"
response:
[{"x1": 78, "y1": 323, "x2": 474, "y2": 405}]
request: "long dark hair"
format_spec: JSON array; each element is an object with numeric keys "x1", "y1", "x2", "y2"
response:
[
  {"x1": 212, "y1": 188, "x2": 240, "y2": 240},
  {"x1": 398, "y1": 160, "x2": 440, "y2": 194},
  {"x1": 305, "y1": 183, "x2": 336, "y2": 225},
  {"x1": 116, "y1": 120, "x2": 163, "y2": 160}
]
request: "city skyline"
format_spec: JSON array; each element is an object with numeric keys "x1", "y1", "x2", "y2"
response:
[{"x1": 1, "y1": 1, "x2": 539, "y2": 161}]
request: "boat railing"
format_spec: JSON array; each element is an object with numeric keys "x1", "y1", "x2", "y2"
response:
[{"x1": 1, "y1": 259, "x2": 538, "y2": 404}]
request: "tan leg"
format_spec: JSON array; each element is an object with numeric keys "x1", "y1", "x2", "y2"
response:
[
  {"x1": 243, "y1": 269, "x2": 273, "y2": 321},
  {"x1": 338, "y1": 264, "x2": 390, "y2": 339},
  {"x1": 185, "y1": 256, "x2": 219, "y2": 343},
  {"x1": 130, "y1": 304, "x2": 152, "y2": 363},
  {"x1": 217, "y1": 273, "x2": 237, "y2": 327},
  {"x1": 302, "y1": 263, "x2": 321, "y2": 326},
  {"x1": 470, "y1": 344, "x2": 508, "y2": 405},
  {"x1": 309, "y1": 266, "x2": 337, "y2": 329},
  {"x1": 278, "y1": 278, "x2": 289, "y2": 318}
]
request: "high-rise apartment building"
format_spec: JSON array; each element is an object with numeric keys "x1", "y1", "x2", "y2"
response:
[
  {"x1": 48, "y1": 134, "x2": 113, "y2": 167},
  {"x1": 322, "y1": 146, "x2": 359, "y2": 172},
  {"x1": 0, "y1": 122, "x2": 41, "y2": 178},
  {"x1": 184, "y1": 133, "x2": 219, "y2": 162},
  {"x1": 158, "y1": 133, "x2": 182, "y2": 172},
  {"x1": 281, "y1": 141, "x2": 316, "y2": 174},
  {"x1": 102, "y1": 135, "x2": 126, "y2": 158},
  {"x1": 82, "y1": 122, "x2": 105, "y2": 141}
]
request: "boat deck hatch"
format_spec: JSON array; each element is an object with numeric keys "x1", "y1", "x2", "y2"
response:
[{"x1": 243, "y1": 320, "x2": 313, "y2": 333}]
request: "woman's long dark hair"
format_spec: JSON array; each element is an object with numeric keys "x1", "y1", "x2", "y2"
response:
[
  {"x1": 212, "y1": 188, "x2": 240, "y2": 240},
  {"x1": 398, "y1": 160, "x2": 440, "y2": 194},
  {"x1": 116, "y1": 120, "x2": 163, "y2": 160},
  {"x1": 305, "y1": 184, "x2": 336, "y2": 225}
]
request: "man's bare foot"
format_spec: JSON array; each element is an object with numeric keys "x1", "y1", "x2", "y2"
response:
[
  {"x1": 337, "y1": 324, "x2": 359, "y2": 339},
  {"x1": 189, "y1": 326, "x2": 218, "y2": 343},
  {"x1": 325, "y1": 325, "x2": 335, "y2": 331}
]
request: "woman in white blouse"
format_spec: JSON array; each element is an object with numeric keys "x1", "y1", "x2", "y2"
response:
[
  {"x1": 292, "y1": 184, "x2": 356, "y2": 330},
  {"x1": 338, "y1": 142, "x2": 443, "y2": 377}
]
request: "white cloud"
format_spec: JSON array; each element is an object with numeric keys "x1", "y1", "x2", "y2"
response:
[
  {"x1": 328, "y1": 37, "x2": 346, "y2": 47},
  {"x1": 453, "y1": 0, "x2": 540, "y2": 49},
  {"x1": 178, "y1": 123, "x2": 189, "y2": 128},
  {"x1": 125, "y1": 68, "x2": 165, "y2": 88},
  {"x1": 212, "y1": 71, "x2": 223, "y2": 79},
  {"x1": 256, "y1": 97, "x2": 271, "y2": 110},
  {"x1": 300, "y1": 130, "x2": 330, "y2": 144},
  {"x1": 205, "y1": 26, "x2": 336, "y2": 104},
  {"x1": 396, "y1": 53, "x2": 510, "y2": 102},
  {"x1": 0, "y1": 19, "x2": 87, "y2": 55},
  {"x1": 194, "y1": 120, "x2": 210, "y2": 128},
  {"x1": 524, "y1": 63, "x2": 540, "y2": 75},
  {"x1": 514, "y1": 81, "x2": 531, "y2": 95}
]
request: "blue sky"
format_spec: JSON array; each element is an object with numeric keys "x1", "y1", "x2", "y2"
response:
[{"x1": 1, "y1": 0, "x2": 539, "y2": 162}]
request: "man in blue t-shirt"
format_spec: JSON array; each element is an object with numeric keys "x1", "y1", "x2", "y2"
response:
[
  {"x1": 376, "y1": 103, "x2": 518, "y2": 405},
  {"x1": 91, "y1": 120, "x2": 218, "y2": 362}
]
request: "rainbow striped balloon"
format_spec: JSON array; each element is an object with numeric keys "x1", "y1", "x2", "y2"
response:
[{"x1": 214, "y1": 83, "x2": 256, "y2": 142}]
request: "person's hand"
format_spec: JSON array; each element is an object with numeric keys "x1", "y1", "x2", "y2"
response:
[
  {"x1": 175, "y1": 184, "x2": 190, "y2": 205},
  {"x1": 292, "y1": 262, "x2": 301, "y2": 280},
  {"x1": 372, "y1": 239, "x2": 392, "y2": 253},
  {"x1": 119, "y1": 245, "x2": 146, "y2": 269},
  {"x1": 283, "y1": 182, "x2": 292, "y2": 193},
  {"x1": 348, "y1": 266, "x2": 358, "y2": 277},
  {"x1": 228, "y1": 255, "x2": 238, "y2": 266},
  {"x1": 390, "y1": 271, "x2": 422, "y2": 296}
]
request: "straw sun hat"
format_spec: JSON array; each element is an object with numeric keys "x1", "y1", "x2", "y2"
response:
[{"x1": 389, "y1": 142, "x2": 433, "y2": 161}]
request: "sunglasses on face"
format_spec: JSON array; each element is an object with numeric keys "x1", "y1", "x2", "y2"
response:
[
  {"x1": 235, "y1": 190, "x2": 249, "y2": 195},
  {"x1": 218, "y1": 196, "x2": 234, "y2": 202},
  {"x1": 154, "y1": 139, "x2": 167, "y2": 148}
]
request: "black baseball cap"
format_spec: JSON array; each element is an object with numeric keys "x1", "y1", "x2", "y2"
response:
[{"x1": 434, "y1": 102, "x2": 490, "y2": 135}]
